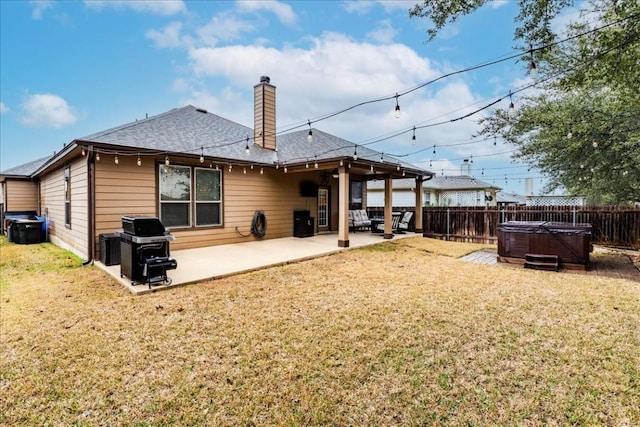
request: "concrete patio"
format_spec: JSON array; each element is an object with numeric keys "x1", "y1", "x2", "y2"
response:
[{"x1": 97, "y1": 231, "x2": 417, "y2": 295}]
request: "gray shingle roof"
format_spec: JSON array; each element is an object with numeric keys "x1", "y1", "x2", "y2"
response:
[
  {"x1": 0, "y1": 155, "x2": 52, "y2": 177},
  {"x1": 79, "y1": 105, "x2": 278, "y2": 165},
  {"x1": 276, "y1": 128, "x2": 425, "y2": 172},
  {"x1": 78, "y1": 106, "x2": 432, "y2": 175}
]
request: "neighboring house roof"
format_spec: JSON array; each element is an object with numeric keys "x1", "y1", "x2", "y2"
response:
[
  {"x1": 0, "y1": 155, "x2": 52, "y2": 178},
  {"x1": 423, "y1": 175, "x2": 501, "y2": 191},
  {"x1": 496, "y1": 191, "x2": 527, "y2": 204},
  {"x1": 368, "y1": 175, "x2": 501, "y2": 191}
]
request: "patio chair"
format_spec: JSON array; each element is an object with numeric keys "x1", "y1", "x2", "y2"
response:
[
  {"x1": 396, "y1": 211, "x2": 414, "y2": 234},
  {"x1": 373, "y1": 212, "x2": 402, "y2": 233}
]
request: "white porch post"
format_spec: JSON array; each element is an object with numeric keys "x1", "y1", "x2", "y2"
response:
[
  {"x1": 415, "y1": 178, "x2": 423, "y2": 233},
  {"x1": 338, "y1": 166, "x2": 349, "y2": 247},
  {"x1": 383, "y1": 175, "x2": 393, "y2": 239}
]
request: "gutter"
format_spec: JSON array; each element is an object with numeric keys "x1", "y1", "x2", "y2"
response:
[{"x1": 82, "y1": 146, "x2": 95, "y2": 266}]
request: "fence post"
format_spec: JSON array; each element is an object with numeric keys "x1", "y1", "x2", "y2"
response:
[
  {"x1": 573, "y1": 206, "x2": 577, "y2": 225},
  {"x1": 446, "y1": 208, "x2": 450, "y2": 241}
]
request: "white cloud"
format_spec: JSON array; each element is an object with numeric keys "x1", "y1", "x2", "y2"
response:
[
  {"x1": 197, "y1": 12, "x2": 256, "y2": 46},
  {"x1": 20, "y1": 93, "x2": 78, "y2": 128},
  {"x1": 29, "y1": 0, "x2": 54, "y2": 20},
  {"x1": 366, "y1": 19, "x2": 397, "y2": 44},
  {"x1": 343, "y1": 1, "x2": 413, "y2": 14},
  {"x1": 146, "y1": 22, "x2": 185, "y2": 48},
  {"x1": 0, "y1": 102, "x2": 8, "y2": 114},
  {"x1": 84, "y1": 0, "x2": 186, "y2": 16},
  {"x1": 236, "y1": 0, "x2": 296, "y2": 26}
]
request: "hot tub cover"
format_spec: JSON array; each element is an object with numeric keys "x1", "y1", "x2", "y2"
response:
[{"x1": 497, "y1": 221, "x2": 592, "y2": 236}]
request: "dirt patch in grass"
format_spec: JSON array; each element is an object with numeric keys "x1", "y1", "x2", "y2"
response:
[{"x1": 1, "y1": 237, "x2": 639, "y2": 426}]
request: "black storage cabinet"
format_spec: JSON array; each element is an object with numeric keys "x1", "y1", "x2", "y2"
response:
[
  {"x1": 99, "y1": 233, "x2": 121, "y2": 266},
  {"x1": 293, "y1": 210, "x2": 314, "y2": 238}
]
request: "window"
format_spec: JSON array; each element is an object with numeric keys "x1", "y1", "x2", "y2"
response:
[
  {"x1": 160, "y1": 165, "x2": 191, "y2": 227},
  {"x1": 159, "y1": 165, "x2": 223, "y2": 228},
  {"x1": 64, "y1": 166, "x2": 71, "y2": 227},
  {"x1": 195, "y1": 168, "x2": 221, "y2": 226},
  {"x1": 350, "y1": 181, "x2": 363, "y2": 210}
]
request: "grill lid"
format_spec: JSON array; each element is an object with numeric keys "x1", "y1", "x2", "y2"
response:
[{"x1": 122, "y1": 216, "x2": 167, "y2": 236}]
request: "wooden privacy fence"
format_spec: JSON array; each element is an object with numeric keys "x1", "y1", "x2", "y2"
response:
[{"x1": 422, "y1": 206, "x2": 640, "y2": 249}]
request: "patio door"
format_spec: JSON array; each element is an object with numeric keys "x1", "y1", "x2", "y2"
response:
[{"x1": 317, "y1": 187, "x2": 330, "y2": 232}]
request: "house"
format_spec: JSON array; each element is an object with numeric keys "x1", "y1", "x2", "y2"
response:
[
  {"x1": 368, "y1": 174, "x2": 501, "y2": 207},
  {"x1": 496, "y1": 191, "x2": 528, "y2": 207},
  {"x1": 1, "y1": 76, "x2": 434, "y2": 261}
]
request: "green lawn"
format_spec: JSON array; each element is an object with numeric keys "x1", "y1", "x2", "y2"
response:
[{"x1": 1, "y1": 236, "x2": 638, "y2": 426}]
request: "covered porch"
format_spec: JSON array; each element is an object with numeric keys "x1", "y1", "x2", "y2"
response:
[{"x1": 98, "y1": 231, "x2": 419, "y2": 295}]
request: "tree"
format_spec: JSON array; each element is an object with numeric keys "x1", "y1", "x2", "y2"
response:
[{"x1": 410, "y1": 0, "x2": 640, "y2": 203}]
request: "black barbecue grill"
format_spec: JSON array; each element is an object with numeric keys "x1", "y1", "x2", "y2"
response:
[{"x1": 120, "y1": 216, "x2": 177, "y2": 288}]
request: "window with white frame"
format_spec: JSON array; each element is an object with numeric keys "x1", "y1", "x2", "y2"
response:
[
  {"x1": 64, "y1": 165, "x2": 71, "y2": 227},
  {"x1": 159, "y1": 165, "x2": 222, "y2": 228}
]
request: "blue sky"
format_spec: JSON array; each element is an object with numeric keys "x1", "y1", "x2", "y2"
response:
[{"x1": 1, "y1": 0, "x2": 551, "y2": 194}]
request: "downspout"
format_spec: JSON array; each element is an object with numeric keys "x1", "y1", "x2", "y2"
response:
[{"x1": 82, "y1": 145, "x2": 95, "y2": 266}]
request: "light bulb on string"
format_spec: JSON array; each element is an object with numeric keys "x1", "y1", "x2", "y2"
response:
[
  {"x1": 493, "y1": 136, "x2": 497, "y2": 146},
  {"x1": 411, "y1": 126, "x2": 416, "y2": 145},
  {"x1": 429, "y1": 160, "x2": 432, "y2": 168},
  {"x1": 284, "y1": 162, "x2": 287, "y2": 173},
  {"x1": 380, "y1": 152, "x2": 384, "y2": 163},
  {"x1": 339, "y1": 159, "x2": 343, "y2": 167},
  {"x1": 165, "y1": 155, "x2": 170, "y2": 166},
  {"x1": 307, "y1": 120, "x2": 313, "y2": 143},
  {"x1": 200, "y1": 146, "x2": 205, "y2": 163},
  {"x1": 432, "y1": 145, "x2": 436, "y2": 155},
  {"x1": 527, "y1": 45, "x2": 536, "y2": 74},
  {"x1": 567, "y1": 130, "x2": 573, "y2": 139},
  {"x1": 508, "y1": 91, "x2": 514, "y2": 110},
  {"x1": 229, "y1": 164, "x2": 233, "y2": 172},
  {"x1": 396, "y1": 163, "x2": 400, "y2": 171},
  {"x1": 81, "y1": 147, "x2": 86, "y2": 156},
  {"x1": 136, "y1": 154, "x2": 141, "y2": 167},
  {"x1": 306, "y1": 159, "x2": 309, "y2": 169},
  {"x1": 353, "y1": 145, "x2": 358, "y2": 160},
  {"x1": 245, "y1": 137, "x2": 250, "y2": 155},
  {"x1": 394, "y1": 93, "x2": 400, "y2": 119},
  {"x1": 260, "y1": 167, "x2": 264, "y2": 175},
  {"x1": 96, "y1": 152, "x2": 100, "y2": 162},
  {"x1": 114, "y1": 153, "x2": 119, "y2": 165},
  {"x1": 314, "y1": 155, "x2": 318, "y2": 169},
  {"x1": 243, "y1": 167, "x2": 247, "y2": 174}
]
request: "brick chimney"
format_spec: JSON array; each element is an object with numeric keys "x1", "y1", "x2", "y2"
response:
[{"x1": 254, "y1": 76, "x2": 276, "y2": 150}]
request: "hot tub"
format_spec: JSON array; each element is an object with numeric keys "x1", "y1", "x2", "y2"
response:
[{"x1": 497, "y1": 221, "x2": 592, "y2": 266}]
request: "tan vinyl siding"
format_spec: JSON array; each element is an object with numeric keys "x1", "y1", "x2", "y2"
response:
[
  {"x1": 4, "y1": 180, "x2": 38, "y2": 211},
  {"x1": 40, "y1": 157, "x2": 89, "y2": 258},
  {"x1": 94, "y1": 156, "x2": 156, "y2": 237},
  {"x1": 92, "y1": 155, "x2": 339, "y2": 252},
  {"x1": 170, "y1": 168, "x2": 330, "y2": 250}
]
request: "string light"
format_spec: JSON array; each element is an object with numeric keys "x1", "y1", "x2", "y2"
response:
[
  {"x1": 493, "y1": 136, "x2": 497, "y2": 146},
  {"x1": 243, "y1": 167, "x2": 247, "y2": 174},
  {"x1": 284, "y1": 162, "x2": 287, "y2": 173},
  {"x1": 114, "y1": 153, "x2": 119, "y2": 165},
  {"x1": 353, "y1": 145, "x2": 358, "y2": 160},
  {"x1": 314, "y1": 155, "x2": 318, "y2": 169},
  {"x1": 260, "y1": 167, "x2": 264, "y2": 175},
  {"x1": 81, "y1": 147, "x2": 86, "y2": 156},
  {"x1": 229, "y1": 164, "x2": 233, "y2": 172},
  {"x1": 432, "y1": 145, "x2": 436, "y2": 155},
  {"x1": 307, "y1": 120, "x2": 313, "y2": 143},
  {"x1": 200, "y1": 146, "x2": 205, "y2": 163},
  {"x1": 508, "y1": 90, "x2": 514, "y2": 110},
  {"x1": 136, "y1": 154, "x2": 141, "y2": 167},
  {"x1": 411, "y1": 126, "x2": 416, "y2": 144},
  {"x1": 306, "y1": 159, "x2": 309, "y2": 169},
  {"x1": 96, "y1": 153, "x2": 100, "y2": 162},
  {"x1": 245, "y1": 137, "x2": 250, "y2": 155},
  {"x1": 165, "y1": 155, "x2": 170, "y2": 166},
  {"x1": 380, "y1": 152, "x2": 384, "y2": 163},
  {"x1": 394, "y1": 93, "x2": 400, "y2": 119}
]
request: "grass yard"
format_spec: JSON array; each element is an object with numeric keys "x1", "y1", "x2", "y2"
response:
[{"x1": 1, "y1": 236, "x2": 639, "y2": 426}]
